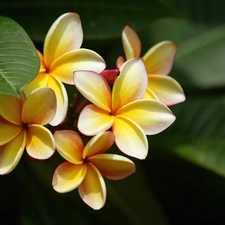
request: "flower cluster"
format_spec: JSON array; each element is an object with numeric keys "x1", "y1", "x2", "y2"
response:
[{"x1": 0, "y1": 12, "x2": 185, "y2": 209}]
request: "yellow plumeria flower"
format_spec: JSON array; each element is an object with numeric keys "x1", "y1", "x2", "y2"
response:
[
  {"x1": 0, "y1": 87, "x2": 56, "y2": 175},
  {"x1": 52, "y1": 130, "x2": 135, "y2": 210},
  {"x1": 24, "y1": 12, "x2": 106, "y2": 126},
  {"x1": 74, "y1": 58, "x2": 175, "y2": 159},
  {"x1": 119, "y1": 25, "x2": 185, "y2": 106}
]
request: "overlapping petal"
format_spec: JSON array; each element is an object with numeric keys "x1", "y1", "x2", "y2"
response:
[
  {"x1": 122, "y1": 25, "x2": 141, "y2": 59},
  {"x1": 89, "y1": 154, "x2": 135, "y2": 180},
  {"x1": 0, "y1": 131, "x2": 25, "y2": 175},
  {"x1": 0, "y1": 117, "x2": 23, "y2": 145},
  {"x1": 54, "y1": 130, "x2": 84, "y2": 164},
  {"x1": 83, "y1": 131, "x2": 115, "y2": 158},
  {"x1": 78, "y1": 105, "x2": 114, "y2": 136},
  {"x1": 143, "y1": 87, "x2": 159, "y2": 100},
  {"x1": 74, "y1": 70, "x2": 111, "y2": 112},
  {"x1": 53, "y1": 162, "x2": 87, "y2": 193},
  {"x1": 117, "y1": 99, "x2": 176, "y2": 135},
  {"x1": 143, "y1": 41, "x2": 178, "y2": 75},
  {"x1": 0, "y1": 94, "x2": 23, "y2": 125},
  {"x1": 23, "y1": 72, "x2": 48, "y2": 97},
  {"x1": 44, "y1": 12, "x2": 83, "y2": 67},
  {"x1": 47, "y1": 75, "x2": 68, "y2": 126},
  {"x1": 78, "y1": 163, "x2": 106, "y2": 210},
  {"x1": 26, "y1": 124, "x2": 55, "y2": 159},
  {"x1": 113, "y1": 116, "x2": 148, "y2": 159},
  {"x1": 51, "y1": 49, "x2": 106, "y2": 84},
  {"x1": 144, "y1": 75, "x2": 186, "y2": 105},
  {"x1": 37, "y1": 50, "x2": 47, "y2": 73},
  {"x1": 22, "y1": 87, "x2": 56, "y2": 125},
  {"x1": 112, "y1": 58, "x2": 148, "y2": 113}
]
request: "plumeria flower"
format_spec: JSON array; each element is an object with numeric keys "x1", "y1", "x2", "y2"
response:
[
  {"x1": 0, "y1": 87, "x2": 56, "y2": 175},
  {"x1": 24, "y1": 12, "x2": 106, "y2": 126},
  {"x1": 74, "y1": 58, "x2": 175, "y2": 159},
  {"x1": 52, "y1": 130, "x2": 135, "y2": 210},
  {"x1": 118, "y1": 25, "x2": 185, "y2": 106}
]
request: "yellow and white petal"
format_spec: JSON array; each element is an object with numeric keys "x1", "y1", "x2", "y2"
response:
[
  {"x1": 53, "y1": 162, "x2": 87, "y2": 193},
  {"x1": 112, "y1": 58, "x2": 148, "y2": 113},
  {"x1": 23, "y1": 72, "x2": 48, "y2": 97},
  {"x1": 54, "y1": 130, "x2": 83, "y2": 164},
  {"x1": 143, "y1": 41, "x2": 177, "y2": 75},
  {"x1": 117, "y1": 99, "x2": 175, "y2": 135},
  {"x1": 78, "y1": 163, "x2": 106, "y2": 210},
  {"x1": 113, "y1": 116, "x2": 148, "y2": 159},
  {"x1": 122, "y1": 25, "x2": 141, "y2": 60},
  {"x1": 50, "y1": 49, "x2": 106, "y2": 84},
  {"x1": 78, "y1": 104, "x2": 114, "y2": 136},
  {"x1": 83, "y1": 131, "x2": 115, "y2": 158},
  {"x1": 147, "y1": 74, "x2": 186, "y2": 106},
  {"x1": 89, "y1": 154, "x2": 135, "y2": 180},
  {"x1": 116, "y1": 56, "x2": 125, "y2": 69},
  {"x1": 143, "y1": 87, "x2": 159, "y2": 100},
  {"x1": 26, "y1": 124, "x2": 55, "y2": 159},
  {"x1": 0, "y1": 117, "x2": 23, "y2": 146},
  {"x1": 22, "y1": 87, "x2": 56, "y2": 125},
  {"x1": 74, "y1": 71, "x2": 112, "y2": 112},
  {"x1": 44, "y1": 12, "x2": 83, "y2": 67},
  {"x1": 37, "y1": 50, "x2": 46, "y2": 73},
  {"x1": 0, "y1": 130, "x2": 25, "y2": 175},
  {"x1": 48, "y1": 75, "x2": 68, "y2": 126},
  {"x1": 0, "y1": 94, "x2": 23, "y2": 125}
]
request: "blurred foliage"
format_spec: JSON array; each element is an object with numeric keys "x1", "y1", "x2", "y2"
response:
[
  {"x1": 0, "y1": 0, "x2": 177, "y2": 41},
  {"x1": 1, "y1": 0, "x2": 225, "y2": 224}
]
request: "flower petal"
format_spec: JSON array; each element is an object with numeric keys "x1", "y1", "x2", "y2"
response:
[
  {"x1": 143, "y1": 41, "x2": 177, "y2": 75},
  {"x1": 143, "y1": 87, "x2": 159, "y2": 100},
  {"x1": 0, "y1": 130, "x2": 25, "y2": 175},
  {"x1": 116, "y1": 56, "x2": 125, "y2": 68},
  {"x1": 0, "y1": 94, "x2": 23, "y2": 125},
  {"x1": 78, "y1": 104, "x2": 114, "y2": 136},
  {"x1": 113, "y1": 116, "x2": 148, "y2": 159},
  {"x1": 23, "y1": 72, "x2": 48, "y2": 97},
  {"x1": 89, "y1": 154, "x2": 135, "y2": 180},
  {"x1": 78, "y1": 163, "x2": 106, "y2": 210},
  {"x1": 37, "y1": 50, "x2": 46, "y2": 73},
  {"x1": 0, "y1": 116, "x2": 23, "y2": 146},
  {"x1": 117, "y1": 99, "x2": 176, "y2": 135},
  {"x1": 22, "y1": 87, "x2": 56, "y2": 125},
  {"x1": 145, "y1": 74, "x2": 186, "y2": 106},
  {"x1": 83, "y1": 131, "x2": 115, "y2": 158},
  {"x1": 74, "y1": 70, "x2": 111, "y2": 112},
  {"x1": 112, "y1": 58, "x2": 148, "y2": 113},
  {"x1": 51, "y1": 49, "x2": 106, "y2": 84},
  {"x1": 52, "y1": 162, "x2": 86, "y2": 193},
  {"x1": 54, "y1": 130, "x2": 83, "y2": 164},
  {"x1": 122, "y1": 25, "x2": 141, "y2": 59},
  {"x1": 26, "y1": 124, "x2": 55, "y2": 159},
  {"x1": 44, "y1": 12, "x2": 83, "y2": 67},
  {"x1": 47, "y1": 75, "x2": 68, "y2": 126}
]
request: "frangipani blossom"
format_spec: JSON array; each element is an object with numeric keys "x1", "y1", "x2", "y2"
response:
[
  {"x1": 24, "y1": 12, "x2": 106, "y2": 126},
  {"x1": 52, "y1": 130, "x2": 135, "y2": 210},
  {"x1": 74, "y1": 58, "x2": 175, "y2": 159},
  {"x1": 119, "y1": 25, "x2": 185, "y2": 106},
  {"x1": 0, "y1": 87, "x2": 56, "y2": 175}
]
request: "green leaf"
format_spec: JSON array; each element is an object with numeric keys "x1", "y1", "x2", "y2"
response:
[
  {"x1": 0, "y1": 16, "x2": 39, "y2": 97},
  {"x1": 150, "y1": 95, "x2": 225, "y2": 177},
  {"x1": 0, "y1": 0, "x2": 178, "y2": 41},
  {"x1": 175, "y1": 23, "x2": 225, "y2": 89}
]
